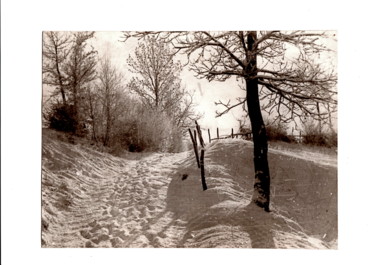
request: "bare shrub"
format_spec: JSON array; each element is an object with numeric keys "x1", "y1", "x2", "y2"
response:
[
  {"x1": 265, "y1": 119, "x2": 295, "y2": 143},
  {"x1": 110, "y1": 105, "x2": 183, "y2": 154},
  {"x1": 302, "y1": 121, "x2": 337, "y2": 148}
]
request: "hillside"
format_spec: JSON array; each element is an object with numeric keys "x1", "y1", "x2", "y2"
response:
[{"x1": 42, "y1": 130, "x2": 337, "y2": 248}]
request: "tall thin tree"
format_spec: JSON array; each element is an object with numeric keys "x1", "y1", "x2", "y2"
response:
[
  {"x1": 42, "y1": 31, "x2": 71, "y2": 106},
  {"x1": 127, "y1": 36, "x2": 200, "y2": 129},
  {"x1": 95, "y1": 55, "x2": 124, "y2": 146},
  {"x1": 64, "y1": 31, "x2": 97, "y2": 134}
]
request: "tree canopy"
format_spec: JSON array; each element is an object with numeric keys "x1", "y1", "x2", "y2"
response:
[
  {"x1": 123, "y1": 31, "x2": 337, "y2": 128},
  {"x1": 127, "y1": 36, "x2": 201, "y2": 128}
]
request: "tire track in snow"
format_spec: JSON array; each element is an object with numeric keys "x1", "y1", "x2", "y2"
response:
[{"x1": 42, "y1": 136, "x2": 189, "y2": 247}]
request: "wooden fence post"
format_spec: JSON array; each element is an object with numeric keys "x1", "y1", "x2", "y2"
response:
[
  {"x1": 188, "y1": 128, "x2": 200, "y2": 168},
  {"x1": 217, "y1": 127, "x2": 219, "y2": 139},
  {"x1": 208, "y1": 129, "x2": 211, "y2": 143},
  {"x1": 188, "y1": 121, "x2": 208, "y2": 191},
  {"x1": 231, "y1": 128, "x2": 234, "y2": 138},
  {"x1": 200, "y1": 149, "x2": 207, "y2": 190},
  {"x1": 195, "y1": 121, "x2": 205, "y2": 148}
]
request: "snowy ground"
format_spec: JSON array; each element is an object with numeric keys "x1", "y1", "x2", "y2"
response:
[
  {"x1": 42, "y1": 131, "x2": 337, "y2": 248},
  {"x1": 268, "y1": 146, "x2": 337, "y2": 168}
]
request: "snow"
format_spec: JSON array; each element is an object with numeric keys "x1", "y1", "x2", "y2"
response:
[
  {"x1": 269, "y1": 147, "x2": 337, "y2": 168},
  {"x1": 42, "y1": 131, "x2": 337, "y2": 248}
]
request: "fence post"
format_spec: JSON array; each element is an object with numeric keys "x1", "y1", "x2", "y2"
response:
[
  {"x1": 188, "y1": 128, "x2": 200, "y2": 168},
  {"x1": 217, "y1": 127, "x2": 219, "y2": 139},
  {"x1": 200, "y1": 149, "x2": 207, "y2": 190},
  {"x1": 208, "y1": 129, "x2": 211, "y2": 143},
  {"x1": 195, "y1": 120, "x2": 205, "y2": 148},
  {"x1": 198, "y1": 130, "x2": 205, "y2": 147},
  {"x1": 196, "y1": 121, "x2": 208, "y2": 190},
  {"x1": 231, "y1": 128, "x2": 234, "y2": 138}
]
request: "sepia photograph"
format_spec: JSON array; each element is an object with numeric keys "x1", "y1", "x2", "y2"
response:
[
  {"x1": 4, "y1": 1, "x2": 375, "y2": 264},
  {"x1": 41, "y1": 31, "x2": 337, "y2": 248}
]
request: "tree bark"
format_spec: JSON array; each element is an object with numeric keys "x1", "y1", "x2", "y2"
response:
[
  {"x1": 246, "y1": 78, "x2": 271, "y2": 212},
  {"x1": 246, "y1": 32, "x2": 271, "y2": 212}
]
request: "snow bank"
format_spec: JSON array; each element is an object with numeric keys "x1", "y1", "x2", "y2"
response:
[
  {"x1": 166, "y1": 139, "x2": 336, "y2": 248},
  {"x1": 42, "y1": 131, "x2": 337, "y2": 249}
]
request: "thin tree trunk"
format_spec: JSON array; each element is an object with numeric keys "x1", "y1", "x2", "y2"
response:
[
  {"x1": 72, "y1": 83, "x2": 79, "y2": 135},
  {"x1": 53, "y1": 40, "x2": 67, "y2": 106},
  {"x1": 246, "y1": 32, "x2": 271, "y2": 212},
  {"x1": 317, "y1": 102, "x2": 322, "y2": 134},
  {"x1": 87, "y1": 90, "x2": 97, "y2": 142},
  {"x1": 327, "y1": 104, "x2": 334, "y2": 132},
  {"x1": 104, "y1": 94, "x2": 111, "y2": 146}
]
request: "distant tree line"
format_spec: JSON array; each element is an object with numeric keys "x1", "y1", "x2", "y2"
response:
[
  {"x1": 236, "y1": 115, "x2": 337, "y2": 147},
  {"x1": 43, "y1": 32, "x2": 200, "y2": 153}
]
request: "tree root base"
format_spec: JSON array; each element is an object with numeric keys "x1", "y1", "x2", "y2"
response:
[{"x1": 254, "y1": 200, "x2": 271, "y2": 212}]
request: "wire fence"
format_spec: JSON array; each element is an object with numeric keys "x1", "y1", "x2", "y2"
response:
[{"x1": 197, "y1": 127, "x2": 304, "y2": 143}]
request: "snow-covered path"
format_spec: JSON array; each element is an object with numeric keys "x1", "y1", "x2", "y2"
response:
[
  {"x1": 42, "y1": 136, "x2": 189, "y2": 247},
  {"x1": 42, "y1": 133, "x2": 336, "y2": 249}
]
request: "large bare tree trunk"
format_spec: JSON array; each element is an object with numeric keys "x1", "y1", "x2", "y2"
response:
[
  {"x1": 246, "y1": 32, "x2": 271, "y2": 212},
  {"x1": 246, "y1": 79, "x2": 271, "y2": 212}
]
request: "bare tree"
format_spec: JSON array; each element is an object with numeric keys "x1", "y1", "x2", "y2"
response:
[
  {"x1": 65, "y1": 32, "x2": 97, "y2": 99},
  {"x1": 95, "y1": 55, "x2": 125, "y2": 146},
  {"x1": 86, "y1": 85, "x2": 98, "y2": 141},
  {"x1": 63, "y1": 31, "x2": 97, "y2": 134},
  {"x1": 123, "y1": 31, "x2": 337, "y2": 212},
  {"x1": 42, "y1": 31, "x2": 71, "y2": 105},
  {"x1": 43, "y1": 31, "x2": 97, "y2": 135},
  {"x1": 127, "y1": 36, "x2": 200, "y2": 129},
  {"x1": 173, "y1": 90, "x2": 200, "y2": 128}
]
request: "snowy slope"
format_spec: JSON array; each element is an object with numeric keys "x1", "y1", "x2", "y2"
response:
[{"x1": 42, "y1": 131, "x2": 337, "y2": 248}]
